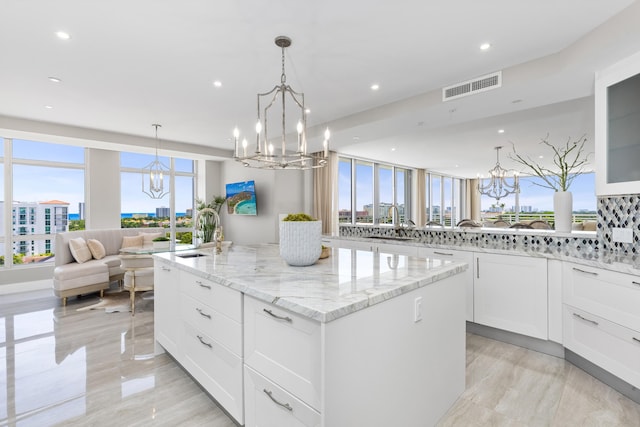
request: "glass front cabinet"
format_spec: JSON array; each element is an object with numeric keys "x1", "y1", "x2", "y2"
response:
[{"x1": 595, "y1": 50, "x2": 640, "y2": 196}]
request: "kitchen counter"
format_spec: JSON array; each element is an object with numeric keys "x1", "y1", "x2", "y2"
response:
[{"x1": 154, "y1": 243, "x2": 467, "y2": 322}]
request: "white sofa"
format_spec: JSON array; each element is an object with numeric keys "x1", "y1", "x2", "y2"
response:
[{"x1": 53, "y1": 228, "x2": 165, "y2": 305}]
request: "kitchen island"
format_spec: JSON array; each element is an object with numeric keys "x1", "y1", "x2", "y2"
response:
[{"x1": 154, "y1": 244, "x2": 468, "y2": 427}]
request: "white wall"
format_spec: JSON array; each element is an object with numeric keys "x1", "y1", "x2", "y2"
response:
[
  {"x1": 220, "y1": 160, "x2": 309, "y2": 244},
  {"x1": 86, "y1": 148, "x2": 121, "y2": 229}
]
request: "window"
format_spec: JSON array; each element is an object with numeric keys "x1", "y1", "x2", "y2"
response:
[
  {"x1": 426, "y1": 173, "x2": 465, "y2": 226},
  {"x1": 10, "y1": 139, "x2": 84, "y2": 266},
  {"x1": 338, "y1": 157, "x2": 413, "y2": 226},
  {"x1": 355, "y1": 160, "x2": 374, "y2": 224},
  {"x1": 338, "y1": 158, "x2": 352, "y2": 223},
  {"x1": 120, "y1": 152, "x2": 195, "y2": 234}
]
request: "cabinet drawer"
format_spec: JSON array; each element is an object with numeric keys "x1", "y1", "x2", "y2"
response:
[
  {"x1": 182, "y1": 322, "x2": 244, "y2": 424},
  {"x1": 244, "y1": 296, "x2": 321, "y2": 410},
  {"x1": 564, "y1": 263, "x2": 640, "y2": 331},
  {"x1": 181, "y1": 271, "x2": 241, "y2": 323},
  {"x1": 563, "y1": 305, "x2": 640, "y2": 389},
  {"x1": 244, "y1": 366, "x2": 321, "y2": 427},
  {"x1": 181, "y1": 293, "x2": 242, "y2": 356}
]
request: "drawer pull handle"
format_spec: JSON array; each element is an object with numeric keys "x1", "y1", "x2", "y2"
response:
[
  {"x1": 573, "y1": 313, "x2": 599, "y2": 326},
  {"x1": 161, "y1": 266, "x2": 171, "y2": 271},
  {"x1": 633, "y1": 337, "x2": 640, "y2": 344},
  {"x1": 572, "y1": 267, "x2": 598, "y2": 276},
  {"x1": 632, "y1": 281, "x2": 640, "y2": 287},
  {"x1": 434, "y1": 251, "x2": 453, "y2": 256},
  {"x1": 197, "y1": 281, "x2": 211, "y2": 290},
  {"x1": 263, "y1": 308, "x2": 292, "y2": 323},
  {"x1": 263, "y1": 389, "x2": 293, "y2": 412},
  {"x1": 196, "y1": 335, "x2": 212, "y2": 348},
  {"x1": 196, "y1": 308, "x2": 211, "y2": 319}
]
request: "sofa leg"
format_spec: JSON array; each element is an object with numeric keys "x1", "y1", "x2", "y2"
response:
[
  {"x1": 100, "y1": 289, "x2": 104, "y2": 298},
  {"x1": 62, "y1": 297, "x2": 67, "y2": 306}
]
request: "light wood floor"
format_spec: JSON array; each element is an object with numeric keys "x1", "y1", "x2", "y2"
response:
[{"x1": 1, "y1": 288, "x2": 639, "y2": 426}]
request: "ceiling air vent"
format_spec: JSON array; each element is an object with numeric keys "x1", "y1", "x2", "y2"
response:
[{"x1": 442, "y1": 71, "x2": 502, "y2": 101}]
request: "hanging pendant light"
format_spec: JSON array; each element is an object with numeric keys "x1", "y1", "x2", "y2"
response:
[
  {"x1": 477, "y1": 146, "x2": 519, "y2": 201},
  {"x1": 142, "y1": 124, "x2": 170, "y2": 199},
  {"x1": 232, "y1": 36, "x2": 329, "y2": 169}
]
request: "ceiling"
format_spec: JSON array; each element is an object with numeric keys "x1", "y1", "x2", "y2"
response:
[{"x1": 1, "y1": 0, "x2": 639, "y2": 177}]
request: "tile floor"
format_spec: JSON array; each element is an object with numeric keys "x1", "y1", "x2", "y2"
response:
[{"x1": 1, "y1": 288, "x2": 639, "y2": 426}]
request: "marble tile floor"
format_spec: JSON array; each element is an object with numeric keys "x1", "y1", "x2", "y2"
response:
[{"x1": 1, "y1": 288, "x2": 639, "y2": 427}]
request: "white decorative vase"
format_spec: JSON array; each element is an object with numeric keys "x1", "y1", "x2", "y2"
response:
[
  {"x1": 553, "y1": 191, "x2": 573, "y2": 233},
  {"x1": 279, "y1": 220, "x2": 322, "y2": 266}
]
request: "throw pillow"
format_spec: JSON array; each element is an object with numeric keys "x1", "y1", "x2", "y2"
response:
[
  {"x1": 121, "y1": 235, "x2": 144, "y2": 249},
  {"x1": 69, "y1": 237, "x2": 92, "y2": 263},
  {"x1": 87, "y1": 239, "x2": 106, "y2": 260},
  {"x1": 139, "y1": 232, "x2": 163, "y2": 246}
]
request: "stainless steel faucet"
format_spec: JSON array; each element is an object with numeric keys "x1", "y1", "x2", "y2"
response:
[{"x1": 388, "y1": 205, "x2": 402, "y2": 229}]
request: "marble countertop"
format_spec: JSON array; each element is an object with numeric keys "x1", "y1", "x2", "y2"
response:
[{"x1": 154, "y1": 244, "x2": 468, "y2": 323}]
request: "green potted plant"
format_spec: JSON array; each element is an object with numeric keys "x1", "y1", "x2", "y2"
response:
[
  {"x1": 279, "y1": 213, "x2": 322, "y2": 266},
  {"x1": 510, "y1": 135, "x2": 590, "y2": 232},
  {"x1": 152, "y1": 236, "x2": 171, "y2": 250}
]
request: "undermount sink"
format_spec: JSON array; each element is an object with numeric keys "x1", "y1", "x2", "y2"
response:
[
  {"x1": 367, "y1": 235, "x2": 415, "y2": 241},
  {"x1": 176, "y1": 252, "x2": 209, "y2": 258}
]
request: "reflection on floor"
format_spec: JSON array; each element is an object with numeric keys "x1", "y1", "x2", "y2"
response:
[{"x1": 1, "y1": 287, "x2": 639, "y2": 426}]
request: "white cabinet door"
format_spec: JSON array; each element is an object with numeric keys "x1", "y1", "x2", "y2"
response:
[
  {"x1": 474, "y1": 253, "x2": 548, "y2": 339},
  {"x1": 244, "y1": 296, "x2": 322, "y2": 410},
  {"x1": 418, "y1": 247, "x2": 474, "y2": 321},
  {"x1": 244, "y1": 366, "x2": 321, "y2": 427},
  {"x1": 154, "y1": 260, "x2": 181, "y2": 357}
]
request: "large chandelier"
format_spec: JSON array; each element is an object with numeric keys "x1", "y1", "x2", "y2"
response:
[
  {"x1": 477, "y1": 146, "x2": 519, "y2": 201},
  {"x1": 232, "y1": 36, "x2": 330, "y2": 169},
  {"x1": 142, "y1": 124, "x2": 170, "y2": 199}
]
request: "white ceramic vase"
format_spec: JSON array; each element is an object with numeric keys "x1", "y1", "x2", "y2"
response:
[
  {"x1": 553, "y1": 191, "x2": 573, "y2": 233},
  {"x1": 279, "y1": 220, "x2": 322, "y2": 266}
]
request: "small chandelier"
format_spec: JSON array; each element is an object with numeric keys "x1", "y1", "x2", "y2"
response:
[
  {"x1": 232, "y1": 36, "x2": 330, "y2": 169},
  {"x1": 477, "y1": 146, "x2": 519, "y2": 201},
  {"x1": 142, "y1": 124, "x2": 170, "y2": 199}
]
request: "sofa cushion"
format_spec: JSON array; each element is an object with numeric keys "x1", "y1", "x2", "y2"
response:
[
  {"x1": 87, "y1": 239, "x2": 106, "y2": 259},
  {"x1": 69, "y1": 237, "x2": 92, "y2": 263},
  {"x1": 121, "y1": 235, "x2": 144, "y2": 249},
  {"x1": 139, "y1": 232, "x2": 163, "y2": 246},
  {"x1": 53, "y1": 260, "x2": 109, "y2": 292}
]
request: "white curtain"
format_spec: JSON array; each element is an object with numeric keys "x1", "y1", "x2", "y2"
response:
[{"x1": 313, "y1": 151, "x2": 338, "y2": 235}]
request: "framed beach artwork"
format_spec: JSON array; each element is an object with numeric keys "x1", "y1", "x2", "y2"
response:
[{"x1": 225, "y1": 180, "x2": 257, "y2": 215}]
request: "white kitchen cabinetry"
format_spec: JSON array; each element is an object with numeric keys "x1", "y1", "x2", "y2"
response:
[
  {"x1": 474, "y1": 253, "x2": 548, "y2": 339},
  {"x1": 243, "y1": 272, "x2": 466, "y2": 427},
  {"x1": 154, "y1": 260, "x2": 181, "y2": 357},
  {"x1": 563, "y1": 263, "x2": 640, "y2": 388},
  {"x1": 155, "y1": 267, "x2": 244, "y2": 424},
  {"x1": 418, "y1": 247, "x2": 474, "y2": 321},
  {"x1": 595, "y1": 50, "x2": 640, "y2": 196}
]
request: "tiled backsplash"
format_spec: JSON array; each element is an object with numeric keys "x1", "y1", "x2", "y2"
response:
[
  {"x1": 338, "y1": 193, "x2": 640, "y2": 258},
  {"x1": 598, "y1": 194, "x2": 640, "y2": 254}
]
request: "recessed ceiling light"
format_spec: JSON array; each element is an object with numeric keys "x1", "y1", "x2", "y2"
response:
[
  {"x1": 55, "y1": 31, "x2": 71, "y2": 40},
  {"x1": 370, "y1": 84, "x2": 379, "y2": 91},
  {"x1": 48, "y1": 77, "x2": 62, "y2": 83},
  {"x1": 498, "y1": 129, "x2": 505, "y2": 134},
  {"x1": 305, "y1": 108, "x2": 311, "y2": 114},
  {"x1": 44, "y1": 105, "x2": 53, "y2": 109},
  {"x1": 391, "y1": 147, "x2": 396, "y2": 152},
  {"x1": 213, "y1": 80, "x2": 222, "y2": 88},
  {"x1": 480, "y1": 43, "x2": 491, "y2": 51},
  {"x1": 539, "y1": 155, "x2": 544, "y2": 159}
]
